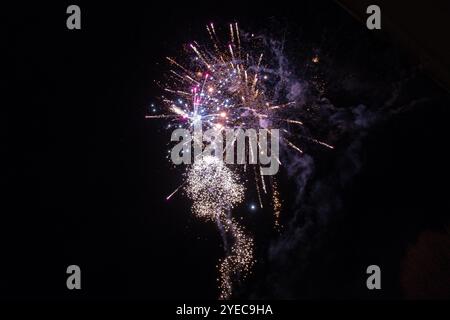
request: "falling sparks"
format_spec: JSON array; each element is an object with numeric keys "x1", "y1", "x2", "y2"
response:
[
  {"x1": 217, "y1": 218, "x2": 254, "y2": 300},
  {"x1": 185, "y1": 156, "x2": 245, "y2": 220},
  {"x1": 272, "y1": 178, "x2": 281, "y2": 229},
  {"x1": 185, "y1": 156, "x2": 252, "y2": 299}
]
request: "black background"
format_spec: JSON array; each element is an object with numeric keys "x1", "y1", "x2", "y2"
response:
[{"x1": 5, "y1": 0, "x2": 450, "y2": 302}]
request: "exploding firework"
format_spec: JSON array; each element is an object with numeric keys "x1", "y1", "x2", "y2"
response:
[
  {"x1": 147, "y1": 22, "x2": 334, "y2": 299},
  {"x1": 149, "y1": 23, "x2": 306, "y2": 136}
]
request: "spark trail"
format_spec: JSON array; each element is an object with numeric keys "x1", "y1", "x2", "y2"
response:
[{"x1": 185, "y1": 156, "x2": 252, "y2": 299}]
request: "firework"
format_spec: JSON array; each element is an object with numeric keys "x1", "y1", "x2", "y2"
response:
[
  {"x1": 148, "y1": 22, "x2": 334, "y2": 299},
  {"x1": 151, "y1": 23, "x2": 309, "y2": 136}
]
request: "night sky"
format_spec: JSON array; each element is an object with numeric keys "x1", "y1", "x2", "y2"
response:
[{"x1": 5, "y1": 1, "x2": 450, "y2": 301}]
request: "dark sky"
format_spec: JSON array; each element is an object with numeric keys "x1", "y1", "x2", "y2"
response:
[{"x1": 5, "y1": 1, "x2": 450, "y2": 300}]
